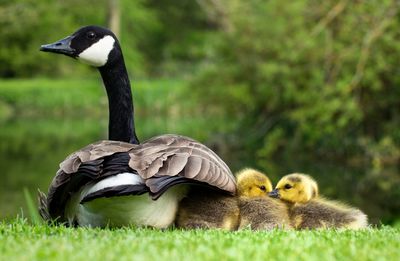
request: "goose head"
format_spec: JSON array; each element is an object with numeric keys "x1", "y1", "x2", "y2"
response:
[
  {"x1": 236, "y1": 168, "x2": 273, "y2": 197},
  {"x1": 40, "y1": 25, "x2": 120, "y2": 67},
  {"x1": 269, "y1": 173, "x2": 319, "y2": 203}
]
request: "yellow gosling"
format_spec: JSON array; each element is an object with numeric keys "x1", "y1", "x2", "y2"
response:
[
  {"x1": 236, "y1": 168, "x2": 291, "y2": 230},
  {"x1": 270, "y1": 173, "x2": 368, "y2": 229}
]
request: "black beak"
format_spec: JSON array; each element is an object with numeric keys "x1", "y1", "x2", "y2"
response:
[
  {"x1": 40, "y1": 35, "x2": 75, "y2": 56},
  {"x1": 269, "y1": 189, "x2": 280, "y2": 198}
]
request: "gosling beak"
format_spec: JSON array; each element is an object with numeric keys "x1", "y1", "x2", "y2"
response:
[
  {"x1": 269, "y1": 189, "x2": 280, "y2": 198},
  {"x1": 40, "y1": 35, "x2": 76, "y2": 56}
]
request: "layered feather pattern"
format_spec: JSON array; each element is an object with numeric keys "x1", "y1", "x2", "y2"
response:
[{"x1": 39, "y1": 134, "x2": 236, "y2": 224}]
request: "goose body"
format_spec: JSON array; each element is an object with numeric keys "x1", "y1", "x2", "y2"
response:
[
  {"x1": 38, "y1": 26, "x2": 236, "y2": 227},
  {"x1": 64, "y1": 166, "x2": 190, "y2": 228},
  {"x1": 270, "y1": 173, "x2": 368, "y2": 229},
  {"x1": 175, "y1": 168, "x2": 291, "y2": 230},
  {"x1": 66, "y1": 176, "x2": 187, "y2": 228}
]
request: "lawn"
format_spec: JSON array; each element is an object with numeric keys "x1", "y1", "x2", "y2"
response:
[{"x1": 0, "y1": 219, "x2": 398, "y2": 261}]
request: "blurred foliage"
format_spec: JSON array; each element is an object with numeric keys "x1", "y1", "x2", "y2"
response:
[
  {"x1": 0, "y1": 1, "x2": 399, "y2": 223},
  {"x1": 0, "y1": 0, "x2": 212, "y2": 77},
  {"x1": 191, "y1": 0, "x2": 400, "y2": 169},
  {"x1": 0, "y1": 0, "x2": 103, "y2": 77},
  {"x1": 188, "y1": 0, "x2": 400, "y2": 223}
]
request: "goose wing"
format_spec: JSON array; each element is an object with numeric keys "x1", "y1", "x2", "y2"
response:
[
  {"x1": 129, "y1": 134, "x2": 237, "y2": 199},
  {"x1": 39, "y1": 136, "x2": 236, "y2": 221},
  {"x1": 41, "y1": 140, "x2": 137, "y2": 221}
]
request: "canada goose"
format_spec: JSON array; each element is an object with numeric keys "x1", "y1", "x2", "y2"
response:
[
  {"x1": 270, "y1": 173, "x2": 368, "y2": 229},
  {"x1": 175, "y1": 168, "x2": 291, "y2": 230},
  {"x1": 38, "y1": 25, "x2": 236, "y2": 228}
]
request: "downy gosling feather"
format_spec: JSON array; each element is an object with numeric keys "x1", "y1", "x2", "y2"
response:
[
  {"x1": 176, "y1": 168, "x2": 291, "y2": 230},
  {"x1": 270, "y1": 173, "x2": 368, "y2": 229}
]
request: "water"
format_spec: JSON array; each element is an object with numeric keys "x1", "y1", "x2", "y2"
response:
[{"x1": 0, "y1": 117, "x2": 105, "y2": 219}]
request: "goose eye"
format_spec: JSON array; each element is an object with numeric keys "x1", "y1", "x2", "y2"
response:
[
  {"x1": 86, "y1": 31, "x2": 96, "y2": 40},
  {"x1": 284, "y1": 184, "x2": 292, "y2": 189},
  {"x1": 260, "y1": 185, "x2": 266, "y2": 191}
]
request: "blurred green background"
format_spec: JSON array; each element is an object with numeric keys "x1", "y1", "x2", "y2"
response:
[{"x1": 0, "y1": 0, "x2": 399, "y2": 225}]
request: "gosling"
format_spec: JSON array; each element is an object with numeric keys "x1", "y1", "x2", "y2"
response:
[
  {"x1": 175, "y1": 168, "x2": 291, "y2": 230},
  {"x1": 270, "y1": 173, "x2": 368, "y2": 229}
]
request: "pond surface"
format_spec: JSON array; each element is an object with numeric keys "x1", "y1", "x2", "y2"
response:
[{"x1": 0, "y1": 118, "x2": 103, "y2": 219}]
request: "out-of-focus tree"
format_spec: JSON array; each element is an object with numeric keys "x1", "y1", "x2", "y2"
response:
[
  {"x1": 142, "y1": 0, "x2": 215, "y2": 76},
  {"x1": 191, "y1": 0, "x2": 400, "y2": 167},
  {"x1": 189, "y1": 0, "x2": 400, "y2": 223},
  {"x1": 0, "y1": 0, "x2": 106, "y2": 77},
  {"x1": 0, "y1": 0, "x2": 163, "y2": 77},
  {"x1": 108, "y1": 0, "x2": 120, "y2": 37},
  {"x1": 0, "y1": 0, "x2": 399, "y2": 223}
]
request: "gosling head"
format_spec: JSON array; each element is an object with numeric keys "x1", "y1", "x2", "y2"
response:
[
  {"x1": 269, "y1": 173, "x2": 319, "y2": 203},
  {"x1": 40, "y1": 25, "x2": 121, "y2": 67},
  {"x1": 236, "y1": 168, "x2": 273, "y2": 197}
]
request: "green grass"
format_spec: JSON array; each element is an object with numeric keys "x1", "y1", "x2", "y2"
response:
[{"x1": 1, "y1": 219, "x2": 398, "y2": 261}]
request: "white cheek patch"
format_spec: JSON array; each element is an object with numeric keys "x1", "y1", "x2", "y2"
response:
[{"x1": 78, "y1": 35, "x2": 115, "y2": 67}]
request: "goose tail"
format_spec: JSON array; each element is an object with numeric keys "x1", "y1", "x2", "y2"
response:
[{"x1": 37, "y1": 189, "x2": 51, "y2": 222}]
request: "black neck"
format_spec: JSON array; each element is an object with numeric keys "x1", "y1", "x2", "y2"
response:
[{"x1": 99, "y1": 58, "x2": 139, "y2": 144}]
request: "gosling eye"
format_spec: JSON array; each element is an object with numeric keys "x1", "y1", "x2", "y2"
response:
[
  {"x1": 86, "y1": 31, "x2": 96, "y2": 40},
  {"x1": 260, "y1": 185, "x2": 266, "y2": 191},
  {"x1": 284, "y1": 184, "x2": 292, "y2": 189}
]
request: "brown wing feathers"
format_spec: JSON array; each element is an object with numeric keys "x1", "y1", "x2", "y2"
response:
[
  {"x1": 59, "y1": 140, "x2": 133, "y2": 174},
  {"x1": 129, "y1": 135, "x2": 236, "y2": 195},
  {"x1": 46, "y1": 150, "x2": 134, "y2": 220},
  {"x1": 81, "y1": 184, "x2": 148, "y2": 203},
  {"x1": 39, "y1": 135, "x2": 236, "y2": 222}
]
